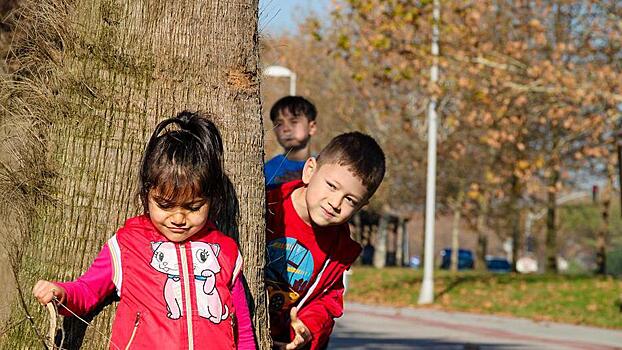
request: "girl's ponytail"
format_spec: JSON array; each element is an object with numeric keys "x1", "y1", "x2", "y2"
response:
[{"x1": 138, "y1": 111, "x2": 227, "y2": 221}]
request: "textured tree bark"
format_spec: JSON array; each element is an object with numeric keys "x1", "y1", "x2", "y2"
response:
[{"x1": 1, "y1": 0, "x2": 269, "y2": 348}]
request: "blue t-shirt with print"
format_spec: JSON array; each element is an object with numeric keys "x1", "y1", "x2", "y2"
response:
[{"x1": 264, "y1": 154, "x2": 305, "y2": 188}]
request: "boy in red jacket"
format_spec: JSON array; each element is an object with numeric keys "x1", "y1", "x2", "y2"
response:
[{"x1": 265, "y1": 132, "x2": 385, "y2": 350}]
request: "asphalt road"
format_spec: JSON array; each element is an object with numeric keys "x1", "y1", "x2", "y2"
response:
[{"x1": 329, "y1": 303, "x2": 622, "y2": 350}]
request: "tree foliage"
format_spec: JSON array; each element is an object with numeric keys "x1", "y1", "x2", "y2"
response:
[{"x1": 297, "y1": 0, "x2": 622, "y2": 268}]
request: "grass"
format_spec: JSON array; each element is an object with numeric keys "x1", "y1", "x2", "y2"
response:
[{"x1": 345, "y1": 267, "x2": 622, "y2": 329}]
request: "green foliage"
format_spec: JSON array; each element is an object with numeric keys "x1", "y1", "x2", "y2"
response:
[
  {"x1": 607, "y1": 249, "x2": 622, "y2": 276},
  {"x1": 559, "y1": 203, "x2": 601, "y2": 233},
  {"x1": 337, "y1": 34, "x2": 350, "y2": 50},
  {"x1": 558, "y1": 200, "x2": 622, "y2": 272}
]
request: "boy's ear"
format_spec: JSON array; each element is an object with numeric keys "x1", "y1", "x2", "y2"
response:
[
  {"x1": 308, "y1": 120, "x2": 317, "y2": 136},
  {"x1": 301, "y1": 157, "x2": 317, "y2": 185},
  {"x1": 360, "y1": 199, "x2": 370, "y2": 208}
]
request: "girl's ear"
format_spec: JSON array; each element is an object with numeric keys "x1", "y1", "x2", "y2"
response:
[{"x1": 301, "y1": 157, "x2": 317, "y2": 185}]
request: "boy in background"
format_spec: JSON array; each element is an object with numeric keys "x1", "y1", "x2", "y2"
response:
[
  {"x1": 265, "y1": 132, "x2": 385, "y2": 349},
  {"x1": 265, "y1": 96, "x2": 317, "y2": 187}
]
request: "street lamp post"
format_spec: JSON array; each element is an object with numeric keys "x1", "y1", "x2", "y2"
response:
[
  {"x1": 418, "y1": 0, "x2": 440, "y2": 305},
  {"x1": 263, "y1": 65, "x2": 297, "y2": 96}
]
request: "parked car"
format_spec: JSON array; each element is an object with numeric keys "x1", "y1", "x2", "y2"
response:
[
  {"x1": 485, "y1": 257, "x2": 512, "y2": 273},
  {"x1": 440, "y1": 248, "x2": 474, "y2": 270}
]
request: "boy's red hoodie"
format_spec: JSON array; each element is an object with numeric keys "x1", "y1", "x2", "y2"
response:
[{"x1": 266, "y1": 180, "x2": 362, "y2": 349}]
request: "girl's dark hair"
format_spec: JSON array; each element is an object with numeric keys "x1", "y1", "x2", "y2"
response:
[{"x1": 139, "y1": 111, "x2": 225, "y2": 220}]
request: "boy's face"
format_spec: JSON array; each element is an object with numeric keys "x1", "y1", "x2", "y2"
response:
[
  {"x1": 301, "y1": 158, "x2": 369, "y2": 226},
  {"x1": 273, "y1": 110, "x2": 316, "y2": 152}
]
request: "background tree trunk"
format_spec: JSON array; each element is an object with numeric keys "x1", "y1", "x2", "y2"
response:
[
  {"x1": 373, "y1": 215, "x2": 388, "y2": 268},
  {"x1": 395, "y1": 218, "x2": 406, "y2": 266},
  {"x1": 449, "y1": 189, "x2": 464, "y2": 273},
  {"x1": 595, "y1": 161, "x2": 615, "y2": 275},
  {"x1": 510, "y1": 175, "x2": 522, "y2": 272},
  {"x1": 0, "y1": 0, "x2": 269, "y2": 348},
  {"x1": 475, "y1": 196, "x2": 488, "y2": 271},
  {"x1": 545, "y1": 168, "x2": 560, "y2": 273}
]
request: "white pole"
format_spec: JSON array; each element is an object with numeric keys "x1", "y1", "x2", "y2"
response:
[
  {"x1": 263, "y1": 65, "x2": 297, "y2": 96},
  {"x1": 290, "y1": 72, "x2": 297, "y2": 96},
  {"x1": 418, "y1": 0, "x2": 440, "y2": 305}
]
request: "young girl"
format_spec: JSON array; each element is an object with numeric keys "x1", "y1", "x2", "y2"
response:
[{"x1": 33, "y1": 111, "x2": 256, "y2": 350}]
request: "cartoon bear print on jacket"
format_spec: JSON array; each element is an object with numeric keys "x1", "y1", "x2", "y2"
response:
[{"x1": 150, "y1": 241, "x2": 229, "y2": 323}]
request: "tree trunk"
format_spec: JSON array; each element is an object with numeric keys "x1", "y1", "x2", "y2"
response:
[
  {"x1": 595, "y1": 198, "x2": 609, "y2": 275},
  {"x1": 449, "y1": 207, "x2": 461, "y2": 273},
  {"x1": 595, "y1": 161, "x2": 615, "y2": 275},
  {"x1": 1, "y1": 0, "x2": 269, "y2": 348},
  {"x1": 352, "y1": 212, "x2": 363, "y2": 266},
  {"x1": 475, "y1": 196, "x2": 488, "y2": 271},
  {"x1": 373, "y1": 215, "x2": 388, "y2": 268},
  {"x1": 449, "y1": 189, "x2": 464, "y2": 273},
  {"x1": 545, "y1": 168, "x2": 559, "y2": 273},
  {"x1": 395, "y1": 218, "x2": 404, "y2": 267},
  {"x1": 510, "y1": 175, "x2": 522, "y2": 272},
  {"x1": 401, "y1": 219, "x2": 410, "y2": 267}
]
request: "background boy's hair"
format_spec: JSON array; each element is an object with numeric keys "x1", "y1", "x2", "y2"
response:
[
  {"x1": 269, "y1": 96, "x2": 317, "y2": 122},
  {"x1": 316, "y1": 132, "x2": 385, "y2": 198}
]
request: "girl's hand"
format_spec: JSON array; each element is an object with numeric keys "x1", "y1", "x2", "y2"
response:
[{"x1": 32, "y1": 280, "x2": 65, "y2": 305}]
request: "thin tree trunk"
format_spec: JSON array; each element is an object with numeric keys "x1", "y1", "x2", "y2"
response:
[
  {"x1": 545, "y1": 168, "x2": 560, "y2": 273},
  {"x1": 449, "y1": 207, "x2": 461, "y2": 273},
  {"x1": 396, "y1": 218, "x2": 404, "y2": 267},
  {"x1": 352, "y1": 212, "x2": 363, "y2": 266},
  {"x1": 596, "y1": 197, "x2": 609, "y2": 275},
  {"x1": 510, "y1": 175, "x2": 522, "y2": 272},
  {"x1": 596, "y1": 161, "x2": 615, "y2": 275},
  {"x1": 402, "y1": 219, "x2": 410, "y2": 267},
  {"x1": 1, "y1": 0, "x2": 269, "y2": 348},
  {"x1": 449, "y1": 189, "x2": 464, "y2": 273},
  {"x1": 373, "y1": 215, "x2": 388, "y2": 268},
  {"x1": 475, "y1": 196, "x2": 488, "y2": 271}
]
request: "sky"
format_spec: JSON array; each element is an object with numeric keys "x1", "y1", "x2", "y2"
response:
[{"x1": 259, "y1": 0, "x2": 332, "y2": 35}]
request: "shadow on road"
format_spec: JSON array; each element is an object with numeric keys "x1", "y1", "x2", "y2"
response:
[{"x1": 329, "y1": 329, "x2": 523, "y2": 350}]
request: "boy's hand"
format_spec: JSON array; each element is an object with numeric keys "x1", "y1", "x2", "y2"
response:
[
  {"x1": 32, "y1": 280, "x2": 65, "y2": 305},
  {"x1": 273, "y1": 307, "x2": 312, "y2": 350}
]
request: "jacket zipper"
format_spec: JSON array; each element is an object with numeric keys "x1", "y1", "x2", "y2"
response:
[
  {"x1": 179, "y1": 243, "x2": 194, "y2": 350},
  {"x1": 124, "y1": 312, "x2": 141, "y2": 350}
]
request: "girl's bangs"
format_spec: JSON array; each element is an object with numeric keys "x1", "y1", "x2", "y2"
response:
[{"x1": 150, "y1": 166, "x2": 205, "y2": 204}]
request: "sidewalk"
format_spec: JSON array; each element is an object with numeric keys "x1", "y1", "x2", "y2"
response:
[{"x1": 330, "y1": 302, "x2": 622, "y2": 350}]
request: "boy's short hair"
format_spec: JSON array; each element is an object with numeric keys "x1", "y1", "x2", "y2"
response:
[
  {"x1": 269, "y1": 96, "x2": 317, "y2": 122},
  {"x1": 316, "y1": 132, "x2": 385, "y2": 198}
]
